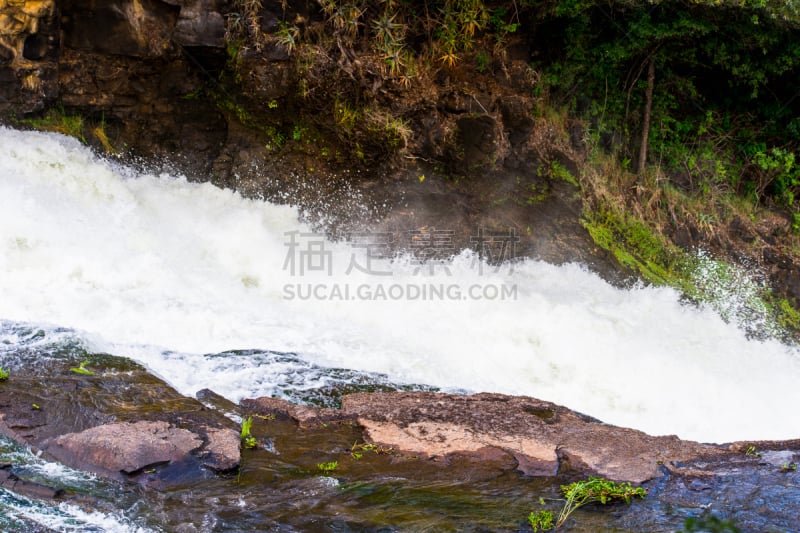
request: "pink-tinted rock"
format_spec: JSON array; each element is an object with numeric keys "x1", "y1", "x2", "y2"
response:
[
  {"x1": 240, "y1": 396, "x2": 346, "y2": 426},
  {"x1": 200, "y1": 426, "x2": 241, "y2": 472},
  {"x1": 46, "y1": 421, "x2": 202, "y2": 477},
  {"x1": 339, "y1": 392, "x2": 726, "y2": 483}
]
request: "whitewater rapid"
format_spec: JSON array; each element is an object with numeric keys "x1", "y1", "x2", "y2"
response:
[{"x1": 1, "y1": 127, "x2": 798, "y2": 443}]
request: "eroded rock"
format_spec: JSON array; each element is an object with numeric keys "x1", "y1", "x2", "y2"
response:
[
  {"x1": 200, "y1": 426, "x2": 241, "y2": 472},
  {"x1": 240, "y1": 391, "x2": 738, "y2": 484},
  {"x1": 46, "y1": 421, "x2": 203, "y2": 477},
  {"x1": 340, "y1": 392, "x2": 730, "y2": 483},
  {"x1": 0, "y1": 353, "x2": 244, "y2": 486},
  {"x1": 241, "y1": 396, "x2": 346, "y2": 427},
  {"x1": 0, "y1": 0, "x2": 59, "y2": 112}
]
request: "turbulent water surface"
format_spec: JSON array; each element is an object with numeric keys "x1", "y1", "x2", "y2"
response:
[
  {"x1": 1, "y1": 127, "x2": 799, "y2": 441},
  {"x1": 1, "y1": 127, "x2": 800, "y2": 529}
]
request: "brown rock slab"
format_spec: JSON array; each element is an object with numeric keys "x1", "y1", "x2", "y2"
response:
[
  {"x1": 240, "y1": 396, "x2": 346, "y2": 426},
  {"x1": 240, "y1": 391, "x2": 734, "y2": 482},
  {"x1": 339, "y1": 392, "x2": 726, "y2": 483},
  {"x1": 200, "y1": 426, "x2": 241, "y2": 472},
  {"x1": 45, "y1": 421, "x2": 203, "y2": 477}
]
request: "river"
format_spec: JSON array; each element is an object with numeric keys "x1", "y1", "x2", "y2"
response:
[{"x1": 1, "y1": 127, "x2": 799, "y2": 531}]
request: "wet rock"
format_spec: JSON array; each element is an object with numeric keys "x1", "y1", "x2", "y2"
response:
[
  {"x1": 1, "y1": 345, "x2": 243, "y2": 487},
  {"x1": 764, "y1": 246, "x2": 792, "y2": 268},
  {"x1": 199, "y1": 426, "x2": 241, "y2": 472},
  {"x1": 0, "y1": 464, "x2": 64, "y2": 499},
  {"x1": 0, "y1": 43, "x2": 14, "y2": 65},
  {"x1": 729, "y1": 215, "x2": 758, "y2": 243},
  {"x1": 758, "y1": 449, "x2": 797, "y2": 468},
  {"x1": 196, "y1": 388, "x2": 241, "y2": 416},
  {"x1": 239, "y1": 391, "x2": 746, "y2": 484},
  {"x1": 339, "y1": 392, "x2": 725, "y2": 483},
  {"x1": 771, "y1": 267, "x2": 800, "y2": 306},
  {"x1": 499, "y1": 96, "x2": 534, "y2": 147},
  {"x1": 439, "y1": 90, "x2": 471, "y2": 113},
  {"x1": 241, "y1": 396, "x2": 346, "y2": 427},
  {"x1": 45, "y1": 421, "x2": 202, "y2": 477}
]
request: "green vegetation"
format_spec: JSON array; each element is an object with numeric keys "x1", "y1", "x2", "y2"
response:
[
  {"x1": 224, "y1": 0, "x2": 800, "y2": 208},
  {"x1": 744, "y1": 445, "x2": 761, "y2": 457},
  {"x1": 582, "y1": 206, "x2": 690, "y2": 288},
  {"x1": 556, "y1": 477, "x2": 646, "y2": 529},
  {"x1": 25, "y1": 107, "x2": 85, "y2": 142},
  {"x1": 70, "y1": 360, "x2": 95, "y2": 375},
  {"x1": 547, "y1": 161, "x2": 580, "y2": 189},
  {"x1": 0, "y1": 367, "x2": 8, "y2": 381},
  {"x1": 91, "y1": 123, "x2": 115, "y2": 154},
  {"x1": 528, "y1": 509, "x2": 554, "y2": 531},
  {"x1": 350, "y1": 441, "x2": 389, "y2": 460},
  {"x1": 23, "y1": 107, "x2": 118, "y2": 154},
  {"x1": 527, "y1": 477, "x2": 646, "y2": 530},
  {"x1": 220, "y1": 0, "x2": 526, "y2": 164},
  {"x1": 582, "y1": 201, "x2": 800, "y2": 339},
  {"x1": 317, "y1": 461, "x2": 339, "y2": 475},
  {"x1": 241, "y1": 416, "x2": 257, "y2": 449}
]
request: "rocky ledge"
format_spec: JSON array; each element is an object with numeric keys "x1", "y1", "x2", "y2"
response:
[
  {"x1": 0, "y1": 350, "x2": 798, "y2": 530},
  {"x1": 242, "y1": 391, "x2": 799, "y2": 485},
  {"x1": 0, "y1": 353, "x2": 241, "y2": 492}
]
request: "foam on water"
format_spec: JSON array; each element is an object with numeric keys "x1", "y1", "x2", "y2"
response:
[
  {"x1": 0, "y1": 435, "x2": 153, "y2": 532},
  {"x1": 1, "y1": 127, "x2": 799, "y2": 443},
  {"x1": 0, "y1": 491, "x2": 156, "y2": 533}
]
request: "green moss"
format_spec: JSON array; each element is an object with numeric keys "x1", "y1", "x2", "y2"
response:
[
  {"x1": 317, "y1": 461, "x2": 338, "y2": 475},
  {"x1": 25, "y1": 107, "x2": 86, "y2": 143},
  {"x1": 582, "y1": 207, "x2": 687, "y2": 288},
  {"x1": 549, "y1": 160, "x2": 580, "y2": 189},
  {"x1": 773, "y1": 296, "x2": 800, "y2": 332},
  {"x1": 584, "y1": 205, "x2": 800, "y2": 340}
]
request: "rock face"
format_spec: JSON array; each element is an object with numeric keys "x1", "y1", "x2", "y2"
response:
[
  {"x1": 242, "y1": 391, "x2": 737, "y2": 484},
  {"x1": 46, "y1": 421, "x2": 203, "y2": 477},
  {"x1": 0, "y1": 0, "x2": 229, "y2": 176},
  {"x1": 0, "y1": 353, "x2": 241, "y2": 485},
  {"x1": 0, "y1": 0, "x2": 59, "y2": 112}
]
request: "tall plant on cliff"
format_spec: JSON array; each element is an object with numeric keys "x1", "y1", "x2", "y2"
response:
[
  {"x1": 538, "y1": 0, "x2": 800, "y2": 203},
  {"x1": 226, "y1": 0, "x2": 266, "y2": 49}
]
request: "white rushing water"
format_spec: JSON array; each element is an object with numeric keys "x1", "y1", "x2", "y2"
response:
[
  {"x1": 0, "y1": 435, "x2": 154, "y2": 533},
  {"x1": 1, "y1": 127, "x2": 799, "y2": 443}
]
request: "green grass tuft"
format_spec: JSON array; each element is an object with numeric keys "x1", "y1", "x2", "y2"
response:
[{"x1": 241, "y1": 416, "x2": 257, "y2": 449}]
